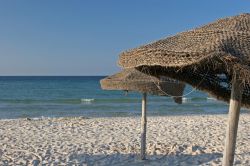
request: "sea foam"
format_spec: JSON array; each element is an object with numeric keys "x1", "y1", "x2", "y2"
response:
[{"x1": 81, "y1": 98, "x2": 95, "y2": 103}]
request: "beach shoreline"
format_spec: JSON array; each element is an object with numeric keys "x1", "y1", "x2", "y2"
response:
[{"x1": 0, "y1": 114, "x2": 249, "y2": 165}]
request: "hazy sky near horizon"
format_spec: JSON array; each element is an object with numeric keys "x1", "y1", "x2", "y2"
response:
[{"x1": 0, "y1": 1, "x2": 249, "y2": 76}]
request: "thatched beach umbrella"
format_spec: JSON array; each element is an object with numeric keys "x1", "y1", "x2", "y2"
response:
[
  {"x1": 118, "y1": 13, "x2": 250, "y2": 166},
  {"x1": 100, "y1": 68, "x2": 185, "y2": 159}
]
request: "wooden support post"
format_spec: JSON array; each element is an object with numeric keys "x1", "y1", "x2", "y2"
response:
[
  {"x1": 222, "y1": 78, "x2": 243, "y2": 166},
  {"x1": 141, "y1": 93, "x2": 147, "y2": 160}
]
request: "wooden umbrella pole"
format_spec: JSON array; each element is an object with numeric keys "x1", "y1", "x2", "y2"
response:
[
  {"x1": 141, "y1": 93, "x2": 147, "y2": 160},
  {"x1": 222, "y1": 78, "x2": 243, "y2": 166}
]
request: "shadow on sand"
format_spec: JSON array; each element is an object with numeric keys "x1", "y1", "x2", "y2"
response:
[{"x1": 67, "y1": 152, "x2": 222, "y2": 166}]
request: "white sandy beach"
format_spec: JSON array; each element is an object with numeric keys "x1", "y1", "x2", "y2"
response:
[{"x1": 0, "y1": 114, "x2": 249, "y2": 166}]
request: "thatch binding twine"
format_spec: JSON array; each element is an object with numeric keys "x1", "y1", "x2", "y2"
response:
[
  {"x1": 118, "y1": 13, "x2": 250, "y2": 108},
  {"x1": 100, "y1": 68, "x2": 185, "y2": 104}
]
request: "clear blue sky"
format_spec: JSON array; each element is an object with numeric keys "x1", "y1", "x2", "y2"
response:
[{"x1": 0, "y1": 1, "x2": 249, "y2": 76}]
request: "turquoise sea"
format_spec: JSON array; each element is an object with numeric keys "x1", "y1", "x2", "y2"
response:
[{"x1": 0, "y1": 76, "x2": 248, "y2": 119}]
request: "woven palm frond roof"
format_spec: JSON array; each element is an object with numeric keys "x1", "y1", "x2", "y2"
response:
[
  {"x1": 118, "y1": 13, "x2": 250, "y2": 69},
  {"x1": 118, "y1": 14, "x2": 250, "y2": 108},
  {"x1": 100, "y1": 68, "x2": 185, "y2": 104}
]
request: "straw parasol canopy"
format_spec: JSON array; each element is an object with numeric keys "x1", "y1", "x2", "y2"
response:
[
  {"x1": 118, "y1": 13, "x2": 250, "y2": 165},
  {"x1": 118, "y1": 13, "x2": 250, "y2": 108},
  {"x1": 100, "y1": 68, "x2": 185, "y2": 160},
  {"x1": 100, "y1": 68, "x2": 185, "y2": 104}
]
